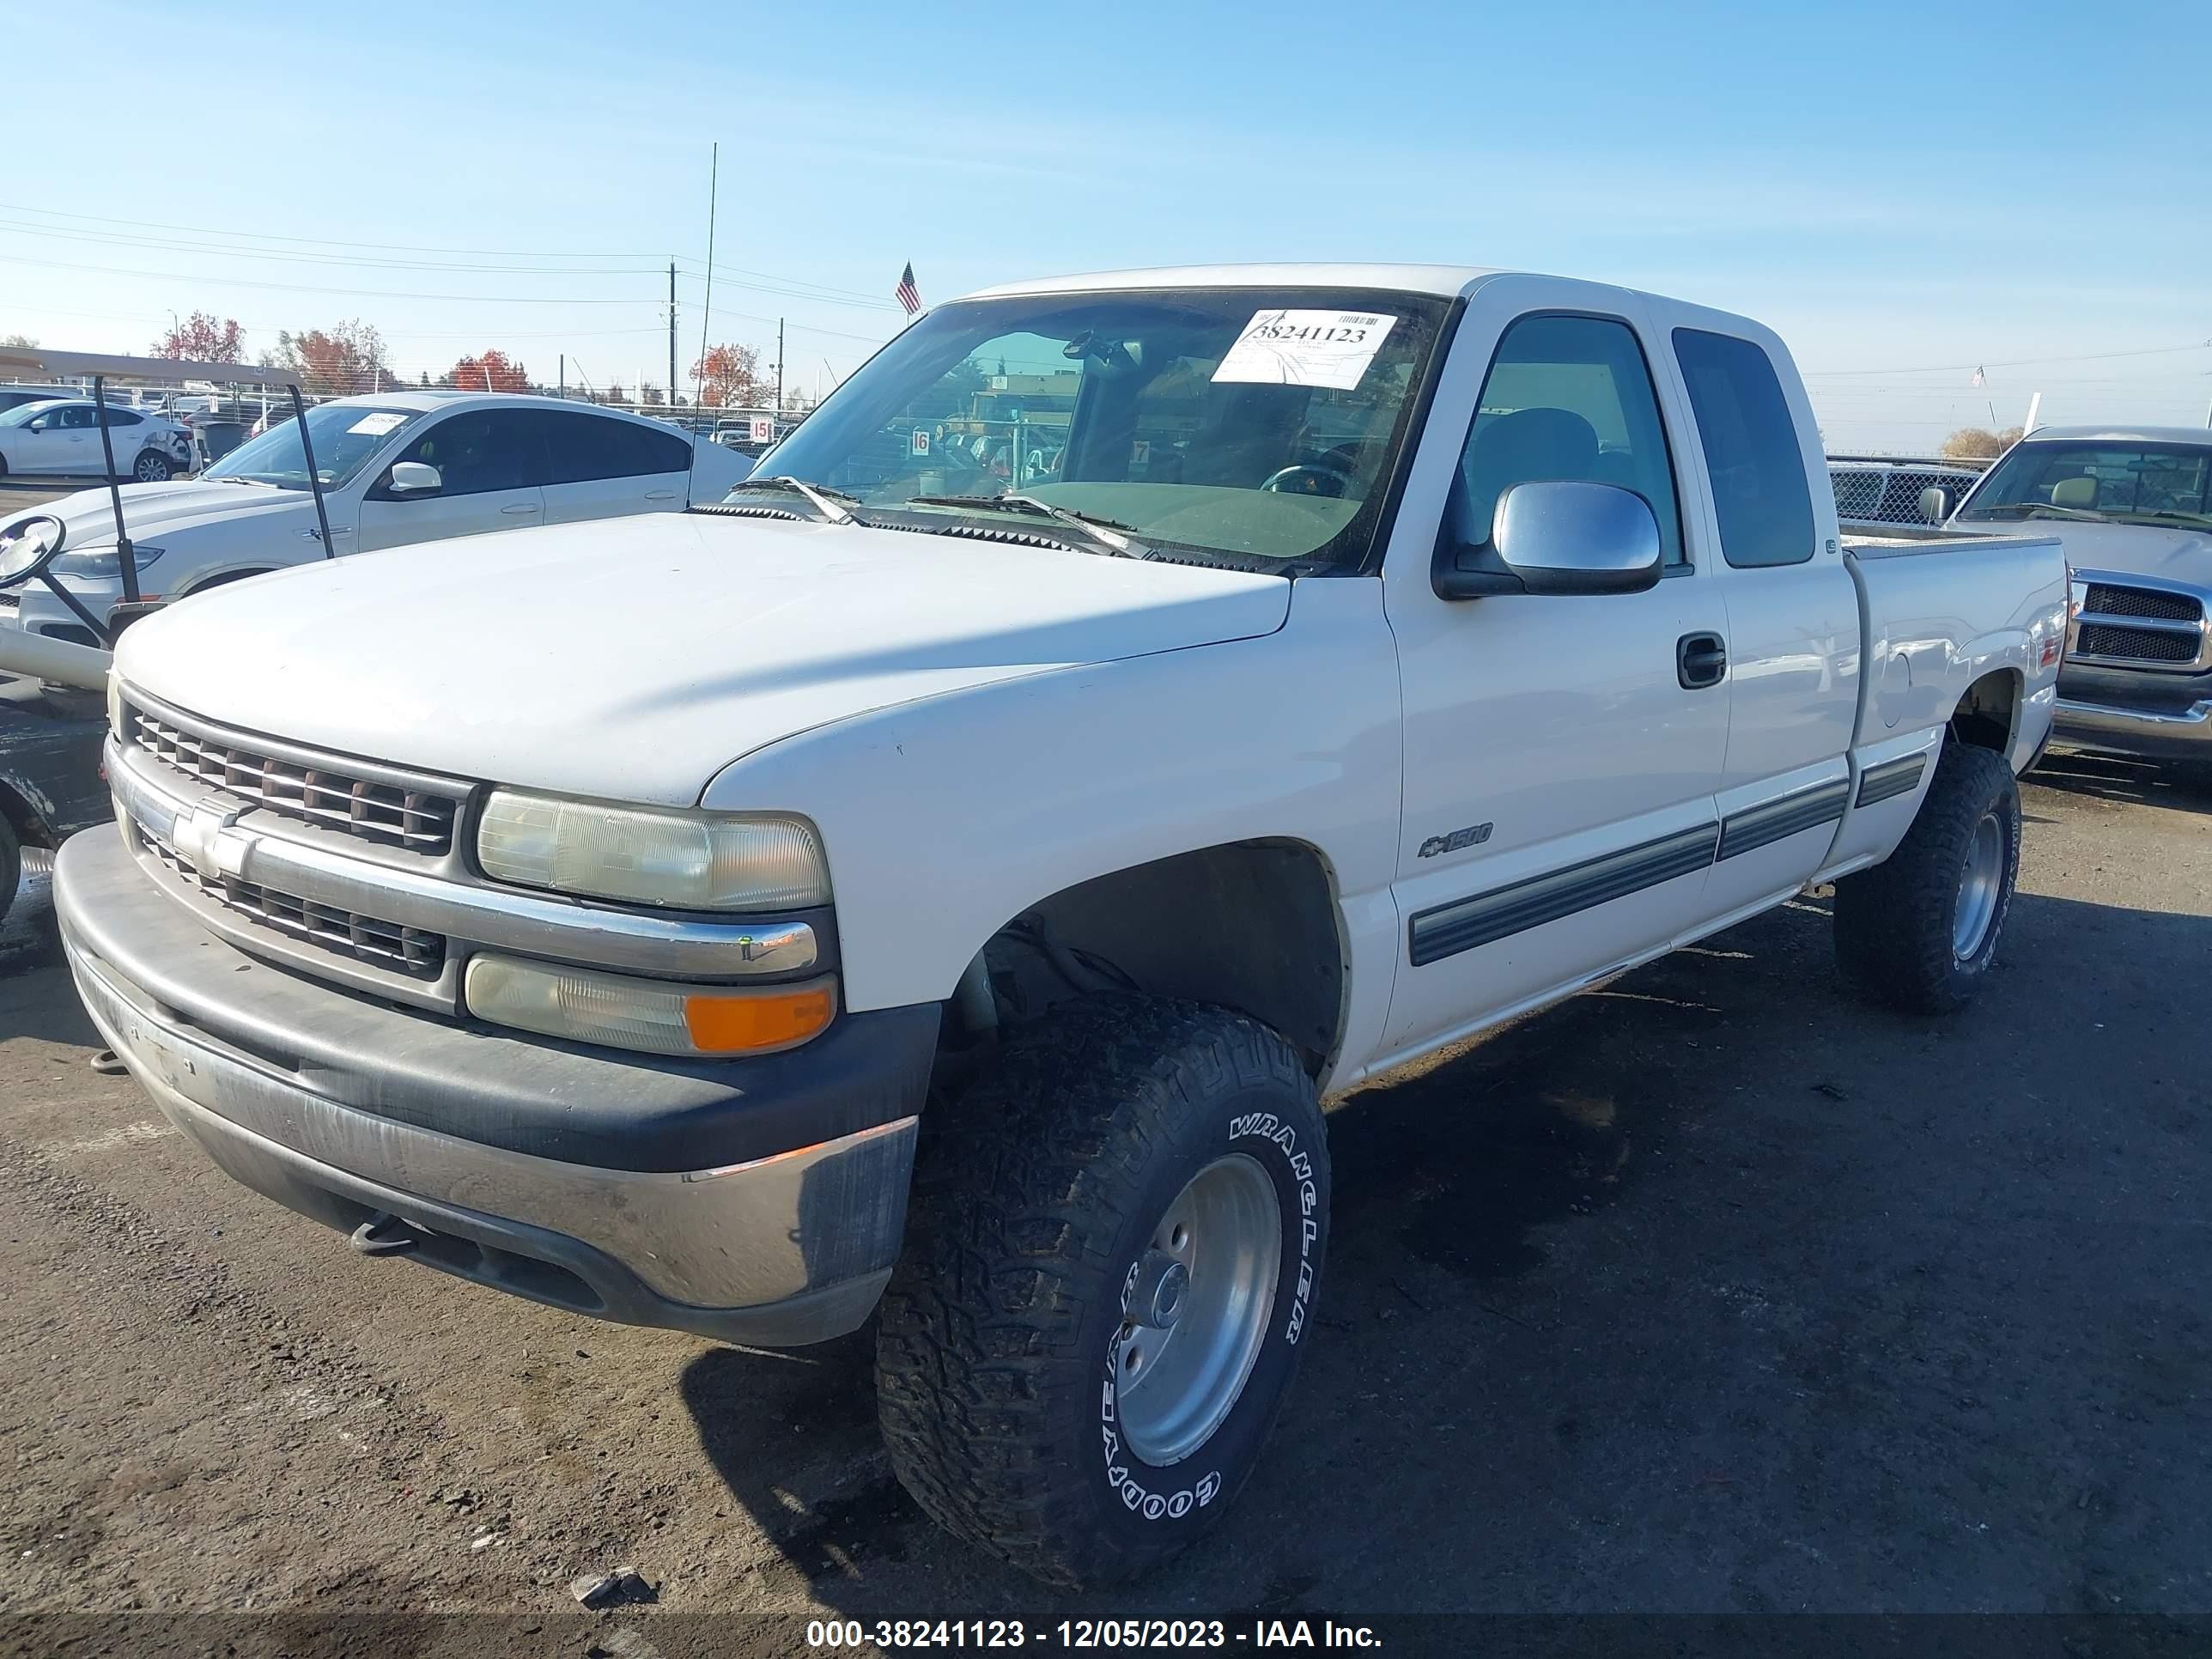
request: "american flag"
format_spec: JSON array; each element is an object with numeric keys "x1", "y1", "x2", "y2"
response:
[{"x1": 894, "y1": 263, "x2": 922, "y2": 316}]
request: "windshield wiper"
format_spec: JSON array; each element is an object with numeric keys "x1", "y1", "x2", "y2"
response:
[
  {"x1": 907, "y1": 494, "x2": 1140, "y2": 556},
  {"x1": 2114, "y1": 510, "x2": 2212, "y2": 531},
  {"x1": 1975, "y1": 501, "x2": 2106, "y2": 523},
  {"x1": 725, "y1": 475, "x2": 861, "y2": 525}
]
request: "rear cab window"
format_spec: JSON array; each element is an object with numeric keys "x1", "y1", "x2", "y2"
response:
[{"x1": 1671, "y1": 329, "x2": 1817, "y2": 568}]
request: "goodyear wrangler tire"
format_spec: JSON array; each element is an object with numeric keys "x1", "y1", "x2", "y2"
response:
[
  {"x1": 875, "y1": 995, "x2": 1328, "y2": 1587},
  {"x1": 1833, "y1": 741, "x2": 2021, "y2": 1014}
]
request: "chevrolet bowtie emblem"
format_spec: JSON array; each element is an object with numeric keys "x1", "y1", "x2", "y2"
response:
[{"x1": 173, "y1": 795, "x2": 248, "y2": 880}]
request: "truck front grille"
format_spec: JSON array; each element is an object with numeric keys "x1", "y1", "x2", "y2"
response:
[
  {"x1": 2075, "y1": 623, "x2": 2200, "y2": 664},
  {"x1": 2082, "y1": 584, "x2": 2202, "y2": 623},
  {"x1": 125, "y1": 702, "x2": 463, "y2": 855},
  {"x1": 141, "y1": 823, "x2": 447, "y2": 979}
]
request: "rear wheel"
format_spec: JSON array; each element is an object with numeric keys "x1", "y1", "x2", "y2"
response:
[
  {"x1": 1834, "y1": 742, "x2": 2021, "y2": 1013},
  {"x1": 131, "y1": 451, "x2": 173, "y2": 483},
  {"x1": 876, "y1": 995, "x2": 1328, "y2": 1587}
]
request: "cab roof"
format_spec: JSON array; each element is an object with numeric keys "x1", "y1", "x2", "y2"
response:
[
  {"x1": 2018, "y1": 425, "x2": 2212, "y2": 447},
  {"x1": 964, "y1": 262, "x2": 1505, "y2": 301}
]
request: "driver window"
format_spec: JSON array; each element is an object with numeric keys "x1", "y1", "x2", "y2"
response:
[
  {"x1": 387, "y1": 411, "x2": 543, "y2": 496},
  {"x1": 1452, "y1": 314, "x2": 1686, "y2": 567},
  {"x1": 58, "y1": 406, "x2": 96, "y2": 430}
]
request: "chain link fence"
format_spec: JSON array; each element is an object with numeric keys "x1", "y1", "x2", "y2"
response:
[{"x1": 1827, "y1": 454, "x2": 1993, "y2": 527}]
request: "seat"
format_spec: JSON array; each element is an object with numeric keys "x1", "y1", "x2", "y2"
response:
[
  {"x1": 1458, "y1": 407, "x2": 1601, "y2": 542},
  {"x1": 1182, "y1": 386, "x2": 1310, "y2": 488}
]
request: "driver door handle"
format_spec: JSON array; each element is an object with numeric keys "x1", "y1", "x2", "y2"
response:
[
  {"x1": 1677, "y1": 632, "x2": 1728, "y2": 690},
  {"x1": 500, "y1": 503, "x2": 542, "y2": 516}
]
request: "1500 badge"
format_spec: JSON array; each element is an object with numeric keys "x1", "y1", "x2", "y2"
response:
[{"x1": 1418, "y1": 822, "x2": 1492, "y2": 858}]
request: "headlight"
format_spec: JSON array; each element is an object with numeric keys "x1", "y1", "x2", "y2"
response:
[
  {"x1": 476, "y1": 790, "x2": 830, "y2": 910},
  {"x1": 465, "y1": 956, "x2": 836, "y2": 1056},
  {"x1": 47, "y1": 544, "x2": 165, "y2": 580}
]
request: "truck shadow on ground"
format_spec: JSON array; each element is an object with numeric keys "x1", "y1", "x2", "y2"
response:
[
  {"x1": 672, "y1": 885, "x2": 2211, "y2": 1613},
  {"x1": 2030, "y1": 750, "x2": 2212, "y2": 815}
]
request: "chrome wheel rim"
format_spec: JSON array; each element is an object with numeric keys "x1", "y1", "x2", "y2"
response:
[
  {"x1": 1954, "y1": 811, "x2": 2003, "y2": 960},
  {"x1": 1114, "y1": 1153, "x2": 1280, "y2": 1467},
  {"x1": 134, "y1": 455, "x2": 165, "y2": 481}
]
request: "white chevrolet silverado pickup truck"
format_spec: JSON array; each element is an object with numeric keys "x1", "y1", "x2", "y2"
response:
[{"x1": 53, "y1": 264, "x2": 2068, "y2": 1585}]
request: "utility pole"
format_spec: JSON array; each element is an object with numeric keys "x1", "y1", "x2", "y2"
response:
[
  {"x1": 559, "y1": 354, "x2": 566, "y2": 400},
  {"x1": 668, "y1": 261, "x2": 678, "y2": 409},
  {"x1": 775, "y1": 318, "x2": 785, "y2": 413}
]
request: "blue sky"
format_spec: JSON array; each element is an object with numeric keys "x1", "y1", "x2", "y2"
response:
[{"x1": 9, "y1": 0, "x2": 2209, "y2": 448}]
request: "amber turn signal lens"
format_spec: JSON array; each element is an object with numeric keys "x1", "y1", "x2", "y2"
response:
[
  {"x1": 684, "y1": 982, "x2": 836, "y2": 1054},
  {"x1": 465, "y1": 955, "x2": 837, "y2": 1058}
]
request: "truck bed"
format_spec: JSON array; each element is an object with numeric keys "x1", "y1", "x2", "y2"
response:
[
  {"x1": 1843, "y1": 527, "x2": 2068, "y2": 766},
  {"x1": 1839, "y1": 526, "x2": 2059, "y2": 556}
]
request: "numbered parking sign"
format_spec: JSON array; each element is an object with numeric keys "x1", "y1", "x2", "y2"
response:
[
  {"x1": 750, "y1": 416, "x2": 775, "y2": 444},
  {"x1": 912, "y1": 429, "x2": 930, "y2": 457}
]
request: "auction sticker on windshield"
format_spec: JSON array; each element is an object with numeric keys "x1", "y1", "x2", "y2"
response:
[
  {"x1": 348, "y1": 412, "x2": 408, "y2": 436},
  {"x1": 1212, "y1": 309, "x2": 1399, "y2": 391}
]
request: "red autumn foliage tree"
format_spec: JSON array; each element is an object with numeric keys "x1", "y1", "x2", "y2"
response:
[
  {"x1": 691, "y1": 343, "x2": 764, "y2": 409},
  {"x1": 444, "y1": 349, "x2": 530, "y2": 393},
  {"x1": 267, "y1": 321, "x2": 394, "y2": 396},
  {"x1": 150, "y1": 311, "x2": 247, "y2": 362}
]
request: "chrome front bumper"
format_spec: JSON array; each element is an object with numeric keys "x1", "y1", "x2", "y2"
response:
[
  {"x1": 56, "y1": 828, "x2": 932, "y2": 1346},
  {"x1": 2052, "y1": 696, "x2": 2212, "y2": 760}
]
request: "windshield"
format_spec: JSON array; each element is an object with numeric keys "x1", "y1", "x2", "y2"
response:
[
  {"x1": 753, "y1": 287, "x2": 1454, "y2": 568},
  {"x1": 0, "y1": 400, "x2": 71, "y2": 428},
  {"x1": 1960, "y1": 441, "x2": 2212, "y2": 529},
  {"x1": 201, "y1": 404, "x2": 422, "y2": 490}
]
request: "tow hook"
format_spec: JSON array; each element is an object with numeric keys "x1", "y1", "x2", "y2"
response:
[{"x1": 348, "y1": 1212, "x2": 419, "y2": 1256}]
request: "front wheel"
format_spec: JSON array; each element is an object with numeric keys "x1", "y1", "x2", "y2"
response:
[
  {"x1": 1834, "y1": 742, "x2": 2021, "y2": 1013},
  {"x1": 131, "y1": 450, "x2": 173, "y2": 483},
  {"x1": 876, "y1": 996, "x2": 1328, "y2": 1587}
]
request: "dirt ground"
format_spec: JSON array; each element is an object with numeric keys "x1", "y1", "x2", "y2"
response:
[{"x1": 1, "y1": 752, "x2": 2208, "y2": 1653}]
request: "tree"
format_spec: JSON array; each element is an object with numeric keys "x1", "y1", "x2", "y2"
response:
[
  {"x1": 1941, "y1": 425, "x2": 2025, "y2": 460},
  {"x1": 693, "y1": 343, "x2": 767, "y2": 408},
  {"x1": 150, "y1": 311, "x2": 246, "y2": 362},
  {"x1": 443, "y1": 348, "x2": 530, "y2": 394},
  {"x1": 605, "y1": 382, "x2": 628, "y2": 406},
  {"x1": 266, "y1": 320, "x2": 394, "y2": 397},
  {"x1": 0, "y1": 333, "x2": 35, "y2": 349},
  {"x1": 640, "y1": 383, "x2": 665, "y2": 406}
]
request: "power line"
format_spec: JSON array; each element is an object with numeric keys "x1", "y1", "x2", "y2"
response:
[
  {"x1": 0, "y1": 200, "x2": 674, "y2": 261},
  {"x1": 1804, "y1": 340, "x2": 2212, "y2": 378},
  {"x1": 0, "y1": 202, "x2": 901, "y2": 309},
  {"x1": 0, "y1": 218, "x2": 667, "y2": 276},
  {"x1": 0, "y1": 252, "x2": 663, "y2": 304}
]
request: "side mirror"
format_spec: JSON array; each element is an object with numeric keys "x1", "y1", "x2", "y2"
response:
[
  {"x1": 25, "y1": 416, "x2": 49, "y2": 433},
  {"x1": 0, "y1": 514, "x2": 64, "y2": 591},
  {"x1": 1919, "y1": 484, "x2": 1954, "y2": 525},
  {"x1": 386, "y1": 460, "x2": 442, "y2": 497},
  {"x1": 1432, "y1": 480, "x2": 1662, "y2": 600}
]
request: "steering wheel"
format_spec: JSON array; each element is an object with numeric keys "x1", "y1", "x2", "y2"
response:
[{"x1": 1258, "y1": 461, "x2": 1354, "y2": 497}]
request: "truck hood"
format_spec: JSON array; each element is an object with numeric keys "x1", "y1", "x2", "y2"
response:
[
  {"x1": 1966, "y1": 517, "x2": 2212, "y2": 586},
  {"x1": 19, "y1": 479, "x2": 310, "y2": 548},
  {"x1": 114, "y1": 512, "x2": 1293, "y2": 805}
]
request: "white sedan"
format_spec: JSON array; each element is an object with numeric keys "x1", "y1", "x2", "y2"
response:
[
  {"x1": 3, "y1": 391, "x2": 756, "y2": 647},
  {"x1": 0, "y1": 399, "x2": 194, "y2": 483}
]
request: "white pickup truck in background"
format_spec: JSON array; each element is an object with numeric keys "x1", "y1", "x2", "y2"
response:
[
  {"x1": 1922, "y1": 425, "x2": 2212, "y2": 764},
  {"x1": 1, "y1": 391, "x2": 754, "y2": 647},
  {"x1": 54, "y1": 263, "x2": 2067, "y2": 1585}
]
